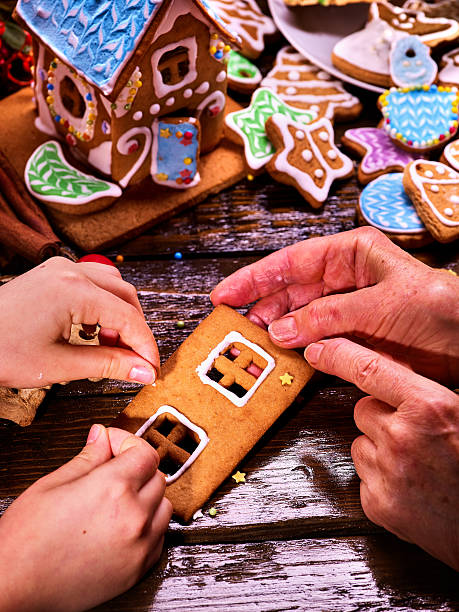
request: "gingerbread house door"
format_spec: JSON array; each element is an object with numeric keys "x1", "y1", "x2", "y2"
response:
[{"x1": 150, "y1": 117, "x2": 201, "y2": 189}]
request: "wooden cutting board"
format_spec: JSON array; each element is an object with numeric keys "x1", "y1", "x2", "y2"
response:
[{"x1": 0, "y1": 89, "x2": 245, "y2": 252}]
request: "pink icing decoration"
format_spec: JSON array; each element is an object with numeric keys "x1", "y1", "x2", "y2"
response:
[{"x1": 344, "y1": 128, "x2": 422, "y2": 175}]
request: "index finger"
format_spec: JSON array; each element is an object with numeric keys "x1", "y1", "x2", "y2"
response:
[{"x1": 211, "y1": 227, "x2": 397, "y2": 308}]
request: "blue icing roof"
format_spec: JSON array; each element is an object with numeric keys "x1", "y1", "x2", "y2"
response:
[
  {"x1": 17, "y1": 0, "x2": 239, "y2": 95},
  {"x1": 360, "y1": 173, "x2": 425, "y2": 233}
]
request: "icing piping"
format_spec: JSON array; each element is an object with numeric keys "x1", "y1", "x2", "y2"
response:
[
  {"x1": 24, "y1": 140, "x2": 121, "y2": 204},
  {"x1": 408, "y1": 160, "x2": 459, "y2": 226},
  {"x1": 196, "y1": 90, "x2": 226, "y2": 118},
  {"x1": 135, "y1": 405, "x2": 209, "y2": 485},
  {"x1": 151, "y1": 36, "x2": 198, "y2": 100},
  {"x1": 443, "y1": 141, "x2": 459, "y2": 172},
  {"x1": 227, "y1": 50, "x2": 262, "y2": 87},
  {"x1": 270, "y1": 114, "x2": 353, "y2": 203},
  {"x1": 344, "y1": 127, "x2": 421, "y2": 174},
  {"x1": 438, "y1": 49, "x2": 459, "y2": 87},
  {"x1": 359, "y1": 172, "x2": 425, "y2": 233},
  {"x1": 87, "y1": 141, "x2": 112, "y2": 176},
  {"x1": 196, "y1": 330, "x2": 275, "y2": 407},
  {"x1": 116, "y1": 127, "x2": 152, "y2": 188}
]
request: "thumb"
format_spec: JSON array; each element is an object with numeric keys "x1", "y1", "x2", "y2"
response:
[
  {"x1": 49, "y1": 343, "x2": 157, "y2": 385},
  {"x1": 304, "y1": 338, "x2": 454, "y2": 409},
  {"x1": 38, "y1": 424, "x2": 113, "y2": 489},
  {"x1": 268, "y1": 288, "x2": 378, "y2": 348}
]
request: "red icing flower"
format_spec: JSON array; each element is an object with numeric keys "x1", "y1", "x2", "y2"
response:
[{"x1": 180, "y1": 168, "x2": 192, "y2": 179}]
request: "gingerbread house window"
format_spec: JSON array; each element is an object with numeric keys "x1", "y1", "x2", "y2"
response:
[
  {"x1": 151, "y1": 36, "x2": 198, "y2": 99},
  {"x1": 60, "y1": 76, "x2": 86, "y2": 118},
  {"x1": 135, "y1": 405, "x2": 209, "y2": 484},
  {"x1": 196, "y1": 331, "x2": 275, "y2": 407},
  {"x1": 158, "y1": 46, "x2": 190, "y2": 86}
]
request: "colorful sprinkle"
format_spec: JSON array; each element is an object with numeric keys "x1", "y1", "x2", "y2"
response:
[
  {"x1": 208, "y1": 507, "x2": 217, "y2": 517},
  {"x1": 174, "y1": 251, "x2": 183, "y2": 260},
  {"x1": 280, "y1": 372, "x2": 294, "y2": 386},
  {"x1": 232, "y1": 471, "x2": 246, "y2": 483},
  {"x1": 176, "y1": 320, "x2": 185, "y2": 329}
]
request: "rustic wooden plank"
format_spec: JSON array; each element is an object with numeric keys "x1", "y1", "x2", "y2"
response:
[
  {"x1": 93, "y1": 535, "x2": 459, "y2": 611},
  {"x1": 0, "y1": 384, "x2": 382, "y2": 542}
]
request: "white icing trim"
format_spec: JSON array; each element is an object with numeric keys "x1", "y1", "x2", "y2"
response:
[
  {"x1": 196, "y1": 330, "x2": 275, "y2": 408},
  {"x1": 116, "y1": 127, "x2": 152, "y2": 188},
  {"x1": 409, "y1": 160, "x2": 459, "y2": 226},
  {"x1": 438, "y1": 49, "x2": 459, "y2": 86},
  {"x1": 196, "y1": 90, "x2": 226, "y2": 117},
  {"x1": 88, "y1": 141, "x2": 112, "y2": 176},
  {"x1": 151, "y1": 36, "x2": 198, "y2": 99},
  {"x1": 135, "y1": 405, "x2": 209, "y2": 485},
  {"x1": 443, "y1": 141, "x2": 459, "y2": 172}
]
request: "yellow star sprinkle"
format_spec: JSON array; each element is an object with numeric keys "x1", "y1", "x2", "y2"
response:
[
  {"x1": 160, "y1": 128, "x2": 171, "y2": 138},
  {"x1": 155, "y1": 173, "x2": 169, "y2": 181},
  {"x1": 232, "y1": 471, "x2": 246, "y2": 484},
  {"x1": 280, "y1": 372, "x2": 294, "y2": 386}
]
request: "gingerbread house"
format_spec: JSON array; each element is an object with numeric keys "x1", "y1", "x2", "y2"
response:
[
  {"x1": 15, "y1": 0, "x2": 240, "y2": 189},
  {"x1": 114, "y1": 305, "x2": 314, "y2": 522}
]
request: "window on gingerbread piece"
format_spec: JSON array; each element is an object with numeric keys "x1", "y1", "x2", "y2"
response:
[
  {"x1": 197, "y1": 331, "x2": 275, "y2": 407},
  {"x1": 135, "y1": 406, "x2": 209, "y2": 484},
  {"x1": 158, "y1": 46, "x2": 190, "y2": 86},
  {"x1": 60, "y1": 76, "x2": 86, "y2": 119}
]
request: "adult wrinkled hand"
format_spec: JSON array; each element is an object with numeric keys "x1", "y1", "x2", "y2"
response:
[
  {"x1": 0, "y1": 426, "x2": 172, "y2": 611},
  {"x1": 211, "y1": 227, "x2": 459, "y2": 386},
  {"x1": 305, "y1": 338, "x2": 459, "y2": 572},
  {"x1": 0, "y1": 257, "x2": 159, "y2": 388}
]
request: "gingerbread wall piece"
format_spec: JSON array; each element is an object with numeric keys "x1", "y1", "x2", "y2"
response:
[
  {"x1": 16, "y1": 0, "x2": 241, "y2": 191},
  {"x1": 261, "y1": 47, "x2": 362, "y2": 123},
  {"x1": 403, "y1": 160, "x2": 459, "y2": 243},
  {"x1": 266, "y1": 114, "x2": 354, "y2": 209},
  {"x1": 342, "y1": 127, "x2": 423, "y2": 185},
  {"x1": 438, "y1": 49, "x2": 459, "y2": 89},
  {"x1": 113, "y1": 304, "x2": 314, "y2": 522},
  {"x1": 209, "y1": 0, "x2": 276, "y2": 59}
]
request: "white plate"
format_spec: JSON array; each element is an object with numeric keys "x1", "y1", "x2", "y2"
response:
[{"x1": 267, "y1": 0, "x2": 385, "y2": 93}]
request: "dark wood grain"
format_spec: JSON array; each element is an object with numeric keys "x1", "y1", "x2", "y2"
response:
[{"x1": 93, "y1": 535, "x2": 459, "y2": 611}]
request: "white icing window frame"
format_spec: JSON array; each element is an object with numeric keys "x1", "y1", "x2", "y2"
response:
[
  {"x1": 151, "y1": 36, "x2": 198, "y2": 99},
  {"x1": 196, "y1": 331, "x2": 275, "y2": 408},
  {"x1": 135, "y1": 405, "x2": 209, "y2": 484}
]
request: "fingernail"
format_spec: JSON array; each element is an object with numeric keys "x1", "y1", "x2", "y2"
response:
[
  {"x1": 129, "y1": 365, "x2": 156, "y2": 384},
  {"x1": 87, "y1": 424, "x2": 102, "y2": 444},
  {"x1": 305, "y1": 343, "x2": 324, "y2": 365},
  {"x1": 269, "y1": 317, "x2": 298, "y2": 341}
]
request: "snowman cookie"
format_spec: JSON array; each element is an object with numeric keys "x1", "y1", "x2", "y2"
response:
[
  {"x1": 379, "y1": 36, "x2": 459, "y2": 153},
  {"x1": 403, "y1": 160, "x2": 459, "y2": 243}
]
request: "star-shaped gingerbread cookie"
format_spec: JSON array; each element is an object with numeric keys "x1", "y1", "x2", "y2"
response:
[{"x1": 265, "y1": 114, "x2": 354, "y2": 209}]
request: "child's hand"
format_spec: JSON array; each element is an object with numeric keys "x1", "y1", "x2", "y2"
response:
[
  {"x1": 0, "y1": 426, "x2": 172, "y2": 611},
  {"x1": 0, "y1": 257, "x2": 159, "y2": 388}
]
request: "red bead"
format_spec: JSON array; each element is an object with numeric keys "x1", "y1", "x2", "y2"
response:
[
  {"x1": 0, "y1": 21, "x2": 5, "y2": 37},
  {"x1": 184, "y1": 177, "x2": 192, "y2": 184},
  {"x1": 184, "y1": 131, "x2": 193, "y2": 140},
  {"x1": 385, "y1": 118, "x2": 390, "y2": 124},
  {"x1": 128, "y1": 142, "x2": 139, "y2": 154},
  {"x1": 407, "y1": 140, "x2": 412, "y2": 146},
  {"x1": 450, "y1": 126, "x2": 456, "y2": 134},
  {"x1": 65, "y1": 133, "x2": 77, "y2": 146},
  {"x1": 439, "y1": 134, "x2": 445, "y2": 141},
  {"x1": 77, "y1": 254, "x2": 115, "y2": 266}
]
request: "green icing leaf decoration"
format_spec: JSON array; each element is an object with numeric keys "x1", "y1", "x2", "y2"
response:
[
  {"x1": 25, "y1": 141, "x2": 121, "y2": 204},
  {"x1": 226, "y1": 88, "x2": 317, "y2": 171},
  {"x1": 227, "y1": 50, "x2": 260, "y2": 82}
]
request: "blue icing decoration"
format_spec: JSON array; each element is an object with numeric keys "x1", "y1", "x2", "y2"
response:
[
  {"x1": 383, "y1": 88, "x2": 457, "y2": 146},
  {"x1": 360, "y1": 173, "x2": 425, "y2": 233},
  {"x1": 390, "y1": 36, "x2": 437, "y2": 88},
  {"x1": 17, "y1": 0, "x2": 238, "y2": 96},
  {"x1": 154, "y1": 120, "x2": 199, "y2": 189}
]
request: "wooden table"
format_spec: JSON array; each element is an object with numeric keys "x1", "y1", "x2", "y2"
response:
[{"x1": 1, "y1": 91, "x2": 458, "y2": 610}]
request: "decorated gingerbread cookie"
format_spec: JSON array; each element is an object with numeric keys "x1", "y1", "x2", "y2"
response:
[
  {"x1": 226, "y1": 50, "x2": 262, "y2": 94},
  {"x1": 261, "y1": 46, "x2": 362, "y2": 123},
  {"x1": 225, "y1": 88, "x2": 317, "y2": 173},
  {"x1": 113, "y1": 304, "x2": 314, "y2": 522},
  {"x1": 403, "y1": 160, "x2": 459, "y2": 243},
  {"x1": 342, "y1": 127, "x2": 423, "y2": 185},
  {"x1": 441, "y1": 140, "x2": 459, "y2": 172},
  {"x1": 438, "y1": 49, "x2": 459, "y2": 89},
  {"x1": 210, "y1": 0, "x2": 277, "y2": 59},
  {"x1": 24, "y1": 141, "x2": 122, "y2": 215},
  {"x1": 265, "y1": 114, "x2": 354, "y2": 209},
  {"x1": 285, "y1": 0, "x2": 372, "y2": 4},
  {"x1": 358, "y1": 172, "x2": 431, "y2": 247},
  {"x1": 332, "y1": 1, "x2": 459, "y2": 88},
  {"x1": 403, "y1": 0, "x2": 459, "y2": 21},
  {"x1": 379, "y1": 36, "x2": 459, "y2": 153}
]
